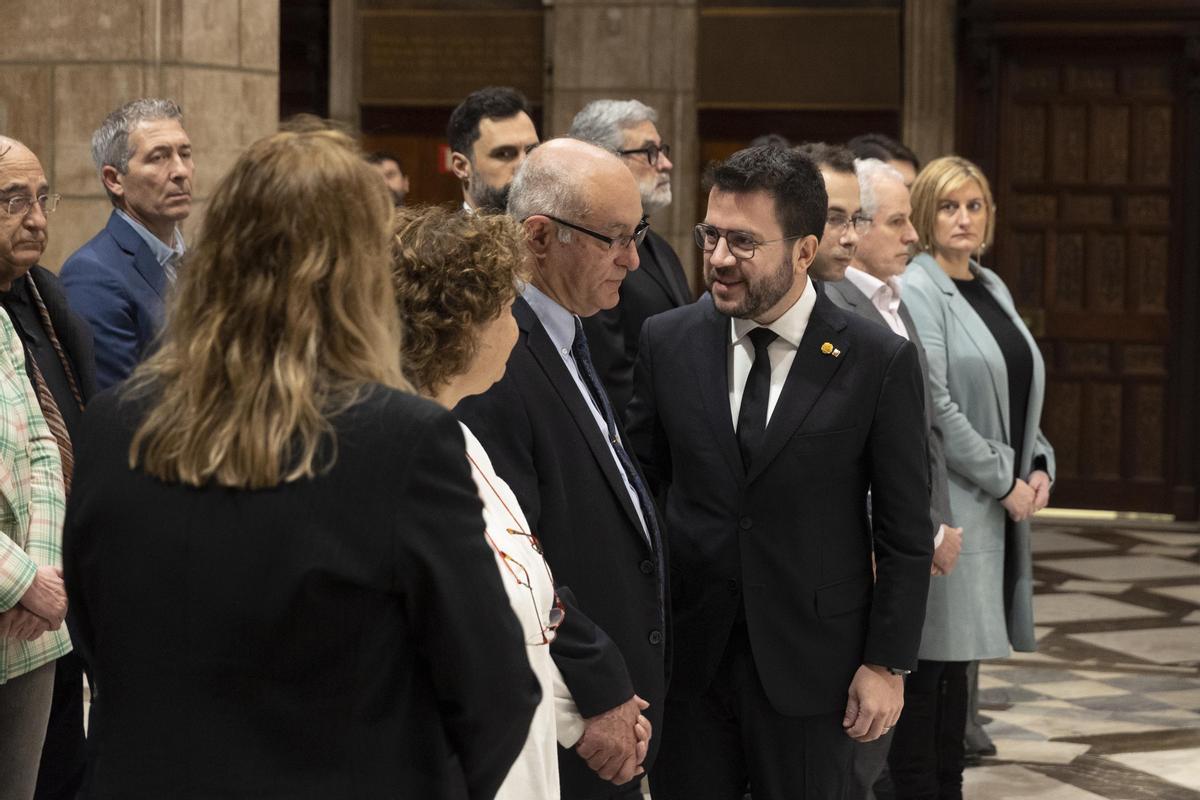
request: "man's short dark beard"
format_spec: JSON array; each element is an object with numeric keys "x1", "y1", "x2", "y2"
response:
[
  {"x1": 468, "y1": 172, "x2": 511, "y2": 213},
  {"x1": 708, "y1": 252, "x2": 795, "y2": 320}
]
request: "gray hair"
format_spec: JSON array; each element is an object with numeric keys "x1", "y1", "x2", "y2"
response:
[
  {"x1": 855, "y1": 157, "x2": 906, "y2": 220},
  {"x1": 506, "y1": 147, "x2": 591, "y2": 244},
  {"x1": 567, "y1": 99, "x2": 658, "y2": 153},
  {"x1": 91, "y1": 98, "x2": 184, "y2": 201}
]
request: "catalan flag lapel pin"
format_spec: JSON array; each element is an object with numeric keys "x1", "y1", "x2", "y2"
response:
[{"x1": 821, "y1": 342, "x2": 842, "y2": 358}]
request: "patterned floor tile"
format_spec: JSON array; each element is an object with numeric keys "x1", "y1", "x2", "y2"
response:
[{"x1": 1104, "y1": 748, "x2": 1200, "y2": 792}]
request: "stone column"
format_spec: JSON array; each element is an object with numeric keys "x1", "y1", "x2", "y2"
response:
[
  {"x1": 902, "y1": 0, "x2": 957, "y2": 165},
  {"x1": 544, "y1": 0, "x2": 699, "y2": 291},
  {"x1": 0, "y1": 0, "x2": 280, "y2": 270}
]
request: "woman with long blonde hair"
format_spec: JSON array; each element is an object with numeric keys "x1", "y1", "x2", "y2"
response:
[{"x1": 62, "y1": 129, "x2": 539, "y2": 799}]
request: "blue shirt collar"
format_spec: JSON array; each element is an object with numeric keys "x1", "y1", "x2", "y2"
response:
[
  {"x1": 521, "y1": 282, "x2": 578, "y2": 353},
  {"x1": 115, "y1": 208, "x2": 185, "y2": 268}
]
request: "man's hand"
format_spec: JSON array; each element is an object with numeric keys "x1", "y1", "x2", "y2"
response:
[
  {"x1": 18, "y1": 565, "x2": 67, "y2": 629},
  {"x1": 843, "y1": 664, "x2": 904, "y2": 742},
  {"x1": 1000, "y1": 479, "x2": 1036, "y2": 522},
  {"x1": 1027, "y1": 470, "x2": 1051, "y2": 512},
  {"x1": 932, "y1": 526, "x2": 963, "y2": 576},
  {"x1": 0, "y1": 607, "x2": 51, "y2": 641},
  {"x1": 575, "y1": 694, "x2": 650, "y2": 785}
]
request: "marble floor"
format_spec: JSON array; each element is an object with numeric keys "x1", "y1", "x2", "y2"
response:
[{"x1": 965, "y1": 520, "x2": 1200, "y2": 799}]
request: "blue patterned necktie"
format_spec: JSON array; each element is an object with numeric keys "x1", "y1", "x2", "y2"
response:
[{"x1": 570, "y1": 317, "x2": 665, "y2": 615}]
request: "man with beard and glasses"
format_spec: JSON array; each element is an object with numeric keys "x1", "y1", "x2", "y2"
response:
[
  {"x1": 626, "y1": 145, "x2": 932, "y2": 799},
  {"x1": 569, "y1": 99, "x2": 692, "y2": 417},
  {"x1": 447, "y1": 87, "x2": 540, "y2": 214}
]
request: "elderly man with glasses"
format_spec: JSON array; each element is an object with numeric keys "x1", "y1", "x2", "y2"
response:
[
  {"x1": 569, "y1": 99, "x2": 692, "y2": 419},
  {"x1": 457, "y1": 137, "x2": 667, "y2": 800},
  {"x1": 0, "y1": 136, "x2": 96, "y2": 800}
]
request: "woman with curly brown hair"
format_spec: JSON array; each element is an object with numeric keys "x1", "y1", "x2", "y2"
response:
[
  {"x1": 62, "y1": 130, "x2": 539, "y2": 799},
  {"x1": 392, "y1": 205, "x2": 648, "y2": 800}
]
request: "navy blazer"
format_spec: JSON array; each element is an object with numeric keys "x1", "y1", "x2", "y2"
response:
[{"x1": 60, "y1": 211, "x2": 169, "y2": 390}]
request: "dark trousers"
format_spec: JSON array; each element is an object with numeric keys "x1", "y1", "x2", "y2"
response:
[
  {"x1": 886, "y1": 660, "x2": 968, "y2": 800},
  {"x1": 649, "y1": 622, "x2": 854, "y2": 800},
  {"x1": 33, "y1": 651, "x2": 86, "y2": 800}
]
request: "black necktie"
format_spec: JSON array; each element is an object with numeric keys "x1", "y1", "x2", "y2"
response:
[
  {"x1": 737, "y1": 327, "x2": 778, "y2": 470},
  {"x1": 571, "y1": 317, "x2": 665, "y2": 615}
]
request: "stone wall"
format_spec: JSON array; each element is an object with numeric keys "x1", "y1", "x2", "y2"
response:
[{"x1": 0, "y1": 0, "x2": 280, "y2": 270}]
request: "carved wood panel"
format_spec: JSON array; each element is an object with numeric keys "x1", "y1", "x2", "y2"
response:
[{"x1": 978, "y1": 40, "x2": 1186, "y2": 514}]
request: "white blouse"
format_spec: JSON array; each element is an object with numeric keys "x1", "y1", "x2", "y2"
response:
[{"x1": 461, "y1": 423, "x2": 585, "y2": 800}]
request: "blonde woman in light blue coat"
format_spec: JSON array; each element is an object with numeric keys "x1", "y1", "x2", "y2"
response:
[{"x1": 888, "y1": 156, "x2": 1055, "y2": 800}]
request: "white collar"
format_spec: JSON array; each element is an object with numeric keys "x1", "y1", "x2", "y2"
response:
[
  {"x1": 844, "y1": 265, "x2": 902, "y2": 302},
  {"x1": 730, "y1": 275, "x2": 815, "y2": 348}
]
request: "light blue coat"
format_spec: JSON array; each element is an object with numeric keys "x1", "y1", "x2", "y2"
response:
[{"x1": 903, "y1": 253, "x2": 1055, "y2": 660}]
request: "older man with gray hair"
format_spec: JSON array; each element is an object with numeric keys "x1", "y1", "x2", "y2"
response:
[
  {"x1": 457, "y1": 138, "x2": 666, "y2": 800},
  {"x1": 569, "y1": 99, "x2": 691, "y2": 418},
  {"x1": 61, "y1": 98, "x2": 194, "y2": 389}
]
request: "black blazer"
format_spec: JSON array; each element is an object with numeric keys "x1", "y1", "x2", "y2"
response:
[
  {"x1": 581, "y1": 229, "x2": 692, "y2": 418},
  {"x1": 25, "y1": 264, "x2": 98, "y2": 404},
  {"x1": 823, "y1": 277, "x2": 953, "y2": 533},
  {"x1": 64, "y1": 387, "x2": 539, "y2": 799},
  {"x1": 627, "y1": 291, "x2": 932, "y2": 718},
  {"x1": 456, "y1": 295, "x2": 668, "y2": 798}
]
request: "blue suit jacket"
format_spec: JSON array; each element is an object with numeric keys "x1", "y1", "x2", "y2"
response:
[{"x1": 60, "y1": 212, "x2": 168, "y2": 390}]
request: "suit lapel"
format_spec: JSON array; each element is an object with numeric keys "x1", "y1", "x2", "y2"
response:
[
  {"x1": 747, "y1": 294, "x2": 849, "y2": 484},
  {"x1": 945, "y1": 288, "x2": 1010, "y2": 436},
  {"x1": 641, "y1": 230, "x2": 690, "y2": 307},
  {"x1": 688, "y1": 297, "x2": 745, "y2": 481},
  {"x1": 106, "y1": 212, "x2": 168, "y2": 301},
  {"x1": 830, "y1": 277, "x2": 888, "y2": 328},
  {"x1": 514, "y1": 298, "x2": 649, "y2": 544}
]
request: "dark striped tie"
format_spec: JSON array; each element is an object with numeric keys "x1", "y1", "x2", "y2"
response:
[{"x1": 25, "y1": 354, "x2": 74, "y2": 497}]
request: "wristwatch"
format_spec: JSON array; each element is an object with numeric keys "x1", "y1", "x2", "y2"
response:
[{"x1": 886, "y1": 667, "x2": 911, "y2": 677}]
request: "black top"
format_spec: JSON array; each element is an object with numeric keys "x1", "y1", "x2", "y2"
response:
[
  {"x1": 1, "y1": 274, "x2": 84, "y2": 438},
  {"x1": 953, "y1": 277, "x2": 1033, "y2": 480},
  {"x1": 64, "y1": 385, "x2": 539, "y2": 799}
]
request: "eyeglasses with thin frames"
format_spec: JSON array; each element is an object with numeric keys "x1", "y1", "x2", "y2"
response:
[
  {"x1": 3, "y1": 194, "x2": 61, "y2": 217},
  {"x1": 534, "y1": 214, "x2": 650, "y2": 251},
  {"x1": 693, "y1": 223, "x2": 801, "y2": 260},
  {"x1": 826, "y1": 212, "x2": 872, "y2": 235},
  {"x1": 618, "y1": 142, "x2": 671, "y2": 167}
]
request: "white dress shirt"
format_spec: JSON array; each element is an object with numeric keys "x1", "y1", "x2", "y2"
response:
[
  {"x1": 727, "y1": 275, "x2": 816, "y2": 428},
  {"x1": 844, "y1": 266, "x2": 907, "y2": 340}
]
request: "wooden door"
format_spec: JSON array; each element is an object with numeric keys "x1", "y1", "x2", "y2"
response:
[{"x1": 958, "y1": 9, "x2": 1200, "y2": 519}]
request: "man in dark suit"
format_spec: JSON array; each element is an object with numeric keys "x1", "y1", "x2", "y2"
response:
[
  {"x1": 569, "y1": 99, "x2": 693, "y2": 417},
  {"x1": 813, "y1": 149, "x2": 963, "y2": 799},
  {"x1": 61, "y1": 98, "x2": 193, "y2": 390},
  {"x1": 627, "y1": 145, "x2": 933, "y2": 799},
  {"x1": 0, "y1": 136, "x2": 97, "y2": 800},
  {"x1": 457, "y1": 138, "x2": 666, "y2": 800}
]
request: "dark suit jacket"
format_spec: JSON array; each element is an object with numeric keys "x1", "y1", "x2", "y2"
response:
[
  {"x1": 627, "y1": 290, "x2": 932, "y2": 718},
  {"x1": 64, "y1": 386, "x2": 540, "y2": 799},
  {"x1": 60, "y1": 212, "x2": 169, "y2": 391},
  {"x1": 581, "y1": 229, "x2": 692, "y2": 419},
  {"x1": 456, "y1": 295, "x2": 668, "y2": 799},
  {"x1": 24, "y1": 265, "x2": 98, "y2": 405},
  {"x1": 824, "y1": 277, "x2": 952, "y2": 533}
]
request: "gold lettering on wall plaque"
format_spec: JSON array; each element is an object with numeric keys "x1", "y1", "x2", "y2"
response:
[{"x1": 361, "y1": 10, "x2": 543, "y2": 106}]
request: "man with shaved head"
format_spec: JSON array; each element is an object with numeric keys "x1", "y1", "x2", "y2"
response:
[
  {"x1": 0, "y1": 137, "x2": 95, "y2": 799},
  {"x1": 457, "y1": 138, "x2": 666, "y2": 800}
]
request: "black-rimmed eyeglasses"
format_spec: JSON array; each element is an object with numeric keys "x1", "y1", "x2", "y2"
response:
[
  {"x1": 3, "y1": 194, "x2": 61, "y2": 217},
  {"x1": 693, "y1": 223, "x2": 801, "y2": 260},
  {"x1": 618, "y1": 143, "x2": 671, "y2": 167},
  {"x1": 535, "y1": 214, "x2": 650, "y2": 251}
]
